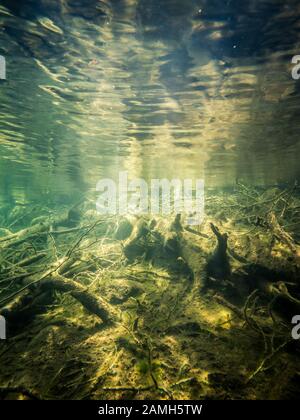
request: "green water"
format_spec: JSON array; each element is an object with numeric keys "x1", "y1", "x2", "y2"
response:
[{"x1": 0, "y1": 0, "x2": 300, "y2": 402}]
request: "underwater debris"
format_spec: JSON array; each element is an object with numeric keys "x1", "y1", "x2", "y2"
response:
[
  {"x1": 1, "y1": 267, "x2": 118, "y2": 332},
  {"x1": 123, "y1": 217, "x2": 149, "y2": 261},
  {"x1": 0, "y1": 213, "x2": 118, "y2": 333},
  {"x1": 0, "y1": 210, "x2": 80, "y2": 250},
  {"x1": 163, "y1": 230, "x2": 181, "y2": 258},
  {"x1": 0, "y1": 185, "x2": 300, "y2": 400},
  {"x1": 65, "y1": 208, "x2": 82, "y2": 228},
  {"x1": 170, "y1": 213, "x2": 183, "y2": 233},
  {"x1": 0, "y1": 228, "x2": 11, "y2": 238},
  {"x1": 0, "y1": 386, "x2": 41, "y2": 400},
  {"x1": 206, "y1": 223, "x2": 231, "y2": 285}
]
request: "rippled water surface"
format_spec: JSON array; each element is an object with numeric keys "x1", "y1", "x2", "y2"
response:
[{"x1": 1, "y1": 0, "x2": 300, "y2": 203}]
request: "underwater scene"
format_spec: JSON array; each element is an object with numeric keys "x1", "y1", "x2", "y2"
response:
[{"x1": 0, "y1": 0, "x2": 300, "y2": 401}]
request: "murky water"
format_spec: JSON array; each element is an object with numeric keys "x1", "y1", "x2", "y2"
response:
[{"x1": 1, "y1": 0, "x2": 300, "y2": 205}]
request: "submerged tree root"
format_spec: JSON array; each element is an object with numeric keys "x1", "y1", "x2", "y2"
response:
[{"x1": 102, "y1": 377, "x2": 196, "y2": 399}]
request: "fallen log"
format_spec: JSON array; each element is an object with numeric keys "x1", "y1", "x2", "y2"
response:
[
  {"x1": 268, "y1": 212, "x2": 297, "y2": 253},
  {"x1": 214, "y1": 294, "x2": 244, "y2": 319},
  {"x1": 41, "y1": 275, "x2": 118, "y2": 324},
  {"x1": 1, "y1": 289, "x2": 55, "y2": 332},
  {"x1": 1, "y1": 273, "x2": 118, "y2": 329},
  {"x1": 0, "y1": 386, "x2": 41, "y2": 400}
]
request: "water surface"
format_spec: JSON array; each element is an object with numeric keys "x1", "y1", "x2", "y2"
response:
[{"x1": 1, "y1": 0, "x2": 300, "y2": 204}]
